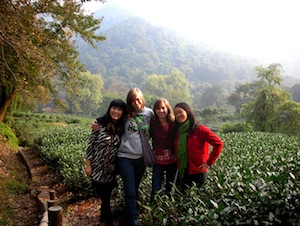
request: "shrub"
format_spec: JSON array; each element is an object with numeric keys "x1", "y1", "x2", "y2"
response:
[
  {"x1": 220, "y1": 122, "x2": 252, "y2": 133},
  {"x1": 0, "y1": 123, "x2": 18, "y2": 150},
  {"x1": 141, "y1": 132, "x2": 300, "y2": 225},
  {"x1": 10, "y1": 112, "x2": 92, "y2": 146},
  {"x1": 66, "y1": 118, "x2": 81, "y2": 124},
  {"x1": 33, "y1": 126, "x2": 92, "y2": 197}
]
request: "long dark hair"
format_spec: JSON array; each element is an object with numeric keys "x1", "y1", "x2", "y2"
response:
[
  {"x1": 174, "y1": 102, "x2": 199, "y2": 132},
  {"x1": 96, "y1": 99, "x2": 127, "y2": 135}
]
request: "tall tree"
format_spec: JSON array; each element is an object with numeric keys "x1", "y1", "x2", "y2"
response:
[
  {"x1": 143, "y1": 69, "x2": 191, "y2": 107},
  {"x1": 242, "y1": 64, "x2": 290, "y2": 132},
  {"x1": 290, "y1": 83, "x2": 300, "y2": 102},
  {"x1": 269, "y1": 100, "x2": 300, "y2": 136},
  {"x1": 0, "y1": 0, "x2": 106, "y2": 122},
  {"x1": 256, "y1": 63, "x2": 283, "y2": 86},
  {"x1": 97, "y1": 92, "x2": 125, "y2": 117},
  {"x1": 198, "y1": 85, "x2": 226, "y2": 108},
  {"x1": 190, "y1": 82, "x2": 212, "y2": 109},
  {"x1": 65, "y1": 72, "x2": 104, "y2": 116},
  {"x1": 227, "y1": 81, "x2": 261, "y2": 115}
]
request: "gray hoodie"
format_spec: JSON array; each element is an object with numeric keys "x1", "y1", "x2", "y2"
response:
[{"x1": 117, "y1": 107, "x2": 154, "y2": 159}]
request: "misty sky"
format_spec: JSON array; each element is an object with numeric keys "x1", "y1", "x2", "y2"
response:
[{"x1": 84, "y1": 0, "x2": 300, "y2": 63}]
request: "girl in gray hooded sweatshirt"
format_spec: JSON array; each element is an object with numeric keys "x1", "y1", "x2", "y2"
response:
[{"x1": 116, "y1": 87, "x2": 153, "y2": 226}]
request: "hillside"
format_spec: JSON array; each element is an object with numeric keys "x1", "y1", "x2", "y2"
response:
[{"x1": 76, "y1": 3, "x2": 261, "y2": 93}]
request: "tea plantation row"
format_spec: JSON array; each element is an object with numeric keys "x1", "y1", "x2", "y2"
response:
[{"x1": 33, "y1": 126, "x2": 300, "y2": 225}]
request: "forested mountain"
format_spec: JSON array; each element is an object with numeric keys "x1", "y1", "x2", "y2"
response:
[{"x1": 76, "y1": 3, "x2": 260, "y2": 93}]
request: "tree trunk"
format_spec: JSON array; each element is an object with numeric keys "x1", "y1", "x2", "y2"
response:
[{"x1": 0, "y1": 87, "x2": 17, "y2": 123}]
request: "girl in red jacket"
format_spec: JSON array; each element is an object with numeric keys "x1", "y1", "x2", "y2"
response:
[{"x1": 174, "y1": 102, "x2": 223, "y2": 189}]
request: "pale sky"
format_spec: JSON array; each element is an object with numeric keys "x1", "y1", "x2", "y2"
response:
[{"x1": 84, "y1": 0, "x2": 300, "y2": 63}]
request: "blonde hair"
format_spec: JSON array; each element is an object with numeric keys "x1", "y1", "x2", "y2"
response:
[{"x1": 126, "y1": 87, "x2": 145, "y2": 115}]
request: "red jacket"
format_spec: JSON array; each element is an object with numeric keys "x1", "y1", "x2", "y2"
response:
[{"x1": 174, "y1": 125, "x2": 223, "y2": 174}]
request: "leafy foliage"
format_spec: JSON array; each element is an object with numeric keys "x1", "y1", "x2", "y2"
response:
[
  {"x1": 219, "y1": 122, "x2": 252, "y2": 133},
  {"x1": 77, "y1": 9, "x2": 257, "y2": 93},
  {"x1": 33, "y1": 126, "x2": 300, "y2": 225},
  {"x1": 10, "y1": 112, "x2": 92, "y2": 146},
  {"x1": 290, "y1": 83, "x2": 300, "y2": 102},
  {"x1": 0, "y1": 123, "x2": 18, "y2": 150},
  {"x1": 143, "y1": 132, "x2": 300, "y2": 225},
  {"x1": 268, "y1": 100, "x2": 300, "y2": 136},
  {"x1": 143, "y1": 70, "x2": 191, "y2": 107},
  {"x1": 33, "y1": 126, "x2": 93, "y2": 196},
  {"x1": 0, "y1": 0, "x2": 105, "y2": 122},
  {"x1": 227, "y1": 81, "x2": 262, "y2": 116},
  {"x1": 238, "y1": 64, "x2": 300, "y2": 136},
  {"x1": 244, "y1": 87, "x2": 288, "y2": 131},
  {"x1": 65, "y1": 71, "x2": 104, "y2": 116}
]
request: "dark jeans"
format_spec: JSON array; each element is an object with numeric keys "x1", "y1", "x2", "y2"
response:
[
  {"x1": 92, "y1": 180, "x2": 116, "y2": 226},
  {"x1": 116, "y1": 156, "x2": 145, "y2": 225},
  {"x1": 186, "y1": 172, "x2": 208, "y2": 186},
  {"x1": 178, "y1": 171, "x2": 208, "y2": 191},
  {"x1": 151, "y1": 162, "x2": 177, "y2": 201}
]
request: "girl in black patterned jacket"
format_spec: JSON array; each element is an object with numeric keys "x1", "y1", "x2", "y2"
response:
[{"x1": 85, "y1": 99, "x2": 127, "y2": 226}]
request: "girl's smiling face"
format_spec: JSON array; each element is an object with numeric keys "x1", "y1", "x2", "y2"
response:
[
  {"x1": 132, "y1": 94, "x2": 143, "y2": 111},
  {"x1": 174, "y1": 107, "x2": 188, "y2": 124},
  {"x1": 155, "y1": 102, "x2": 168, "y2": 120},
  {"x1": 109, "y1": 106, "x2": 123, "y2": 122}
]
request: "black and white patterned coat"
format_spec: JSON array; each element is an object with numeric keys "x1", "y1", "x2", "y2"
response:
[{"x1": 86, "y1": 126, "x2": 120, "y2": 183}]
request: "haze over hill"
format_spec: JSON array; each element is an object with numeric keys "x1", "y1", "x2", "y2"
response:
[
  {"x1": 77, "y1": 0, "x2": 300, "y2": 92},
  {"x1": 83, "y1": 0, "x2": 300, "y2": 75}
]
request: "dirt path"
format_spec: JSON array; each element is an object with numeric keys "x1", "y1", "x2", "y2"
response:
[
  {"x1": 18, "y1": 147, "x2": 103, "y2": 226},
  {"x1": 0, "y1": 140, "x2": 126, "y2": 226},
  {"x1": 0, "y1": 142, "x2": 40, "y2": 226}
]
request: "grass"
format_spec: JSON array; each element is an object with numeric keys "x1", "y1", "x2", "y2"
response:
[
  {"x1": 0, "y1": 123, "x2": 18, "y2": 150},
  {"x1": 4, "y1": 180, "x2": 28, "y2": 194},
  {"x1": 0, "y1": 179, "x2": 27, "y2": 226}
]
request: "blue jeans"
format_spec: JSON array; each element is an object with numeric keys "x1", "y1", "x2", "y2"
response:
[
  {"x1": 117, "y1": 157, "x2": 145, "y2": 225},
  {"x1": 151, "y1": 162, "x2": 177, "y2": 201}
]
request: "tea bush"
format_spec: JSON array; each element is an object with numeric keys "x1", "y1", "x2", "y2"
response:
[
  {"x1": 33, "y1": 128, "x2": 300, "y2": 225},
  {"x1": 33, "y1": 125, "x2": 93, "y2": 196},
  {"x1": 143, "y1": 132, "x2": 300, "y2": 225},
  {"x1": 220, "y1": 121, "x2": 252, "y2": 133},
  {"x1": 10, "y1": 112, "x2": 93, "y2": 146}
]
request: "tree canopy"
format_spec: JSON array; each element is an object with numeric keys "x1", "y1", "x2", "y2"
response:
[
  {"x1": 242, "y1": 64, "x2": 292, "y2": 132},
  {"x1": 143, "y1": 69, "x2": 191, "y2": 108},
  {"x1": 0, "y1": 0, "x2": 106, "y2": 122},
  {"x1": 65, "y1": 71, "x2": 104, "y2": 116}
]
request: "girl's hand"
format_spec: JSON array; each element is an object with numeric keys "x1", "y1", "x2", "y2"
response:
[
  {"x1": 199, "y1": 163, "x2": 210, "y2": 172},
  {"x1": 85, "y1": 160, "x2": 92, "y2": 176},
  {"x1": 91, "y1": 121, "x2": 100, "y2": 131},
  {"x1": 85, "y1": 165, "x2": 92, "y2": 177}
]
